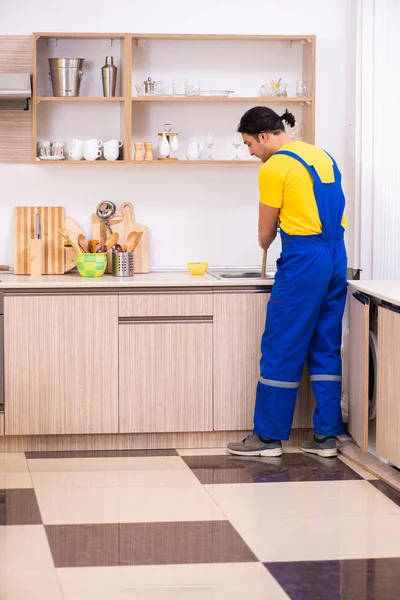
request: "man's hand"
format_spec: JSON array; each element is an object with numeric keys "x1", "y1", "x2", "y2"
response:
[{"x1": 258, "y1": 203, "x2": 279, "y2": 250}]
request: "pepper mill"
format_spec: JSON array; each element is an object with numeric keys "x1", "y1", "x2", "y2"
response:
[
  {"x1": 102, "y1": 56, "x2": 117, "y2": 97},
  {"x1": 144, "y1": 142, "x2": 153, "y2": 161},
  {"x1": 134, "y1": 142, "x2": 144, "y2": 161}
]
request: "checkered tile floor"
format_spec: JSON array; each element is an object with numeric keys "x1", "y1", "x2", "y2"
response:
[{"x1": 1, "y1": 448, "x2": 400, "y2": 599}]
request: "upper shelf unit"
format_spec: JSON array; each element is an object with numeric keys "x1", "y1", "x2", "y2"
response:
[{"x1": 32, "y1": 33, "x2": 316, "y2": 165}]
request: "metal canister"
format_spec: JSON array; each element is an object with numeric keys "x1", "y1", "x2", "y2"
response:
[
  {"x1": 112, "y1": 251, "x2": 134, "y2": 277},
  {"x1": 49, "y1": 58, "x2": 84, "y2": 97}
]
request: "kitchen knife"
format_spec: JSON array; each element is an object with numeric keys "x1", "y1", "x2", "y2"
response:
[{"x1": 35, "y1": 213, "x2": 41, "y2": 240}]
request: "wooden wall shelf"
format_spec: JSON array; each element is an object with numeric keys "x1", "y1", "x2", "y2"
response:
[{"x1": 29, "y1": 32, "x2": 316, "y2": 165}]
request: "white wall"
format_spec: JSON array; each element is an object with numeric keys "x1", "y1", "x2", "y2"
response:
[{"x1": 0, "y1": 0, "x2": 357, "y2": 270}]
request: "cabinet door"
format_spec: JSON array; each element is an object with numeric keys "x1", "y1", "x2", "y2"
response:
[
  {"x1": 213, "y1": 292, "x2": 314, "y2": 431},
  {"x1": 4, "y1": 295, "x2": 118, "y2": 435},
  {"x1": 119, "y1": 320, "x2": 213, "y2": 433},
  {"x1": 348, "y1": 292, "x2": 370, "y2": 451},
  {"x1": 213, "y1": 292, "x2": 269, "y2": 430},
  {"x1": 376, "y1": 306, "x2": 400, "y2": 466}
]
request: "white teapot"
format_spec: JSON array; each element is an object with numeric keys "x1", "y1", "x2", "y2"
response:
[{"x1": 186, "y1": 138, "x2": 203, "y2": 160}]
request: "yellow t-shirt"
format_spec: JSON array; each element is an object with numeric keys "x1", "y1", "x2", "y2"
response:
[{"x1": 259, "y1": 141, "x2": 346, "y2": 235}]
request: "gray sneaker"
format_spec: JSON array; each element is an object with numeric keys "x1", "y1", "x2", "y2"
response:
[
  {"x1": 227, "y1": 434, "x2": 282, "y2": 457},
  {"x1": 301, "y1": 435, "x2": 338, "y2": 458}
]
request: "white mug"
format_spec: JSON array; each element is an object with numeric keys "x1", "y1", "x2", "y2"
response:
[
  {"x1": 83, "y1": 148, "x2": 102, "y2": 161},
  {"x1": 104, "y1": 139, "x2": 123, "y2": 148},
  {"x1": 69, "y1": 147, "x2": 83, "y2": 160},
  {"x1": 104, "y1": 148, "x2": 119, "y2": 161},
  {"x1": 72, "y1": 139, "x2": 83, "y2": 148},
  {"x1": 84, "y1": 139, "x2": 102, "y2": 148}
]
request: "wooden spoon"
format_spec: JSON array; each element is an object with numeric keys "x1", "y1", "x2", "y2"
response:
[
  {"x1": 131, "y1": 231, "x2": 144, "y2": 252},
  {"x1": 261, "y1": 249, "x2": 267, "y2": 279},
  {"x1": 126, "y1": 231, "x2": 138, "y2": 252},
  {"x1": 58, "y1": 227, "x2": 81, "y2": 253},
  {"x1": 104, "y1": 232, "x2": 119, "y2": 251},
  {"x1": 89, "y1": 239, "x2": 99, "y2": 253},
  {"x1": 77, "y1": 234, "x2": 89, "y2": 253}
]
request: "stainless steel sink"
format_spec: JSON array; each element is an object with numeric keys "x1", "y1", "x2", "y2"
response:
[{"x1": 212, "y1": 271, "x2": 275, "y2": 280}]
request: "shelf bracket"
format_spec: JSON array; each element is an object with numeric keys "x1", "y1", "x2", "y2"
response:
[
  {"x1": 103, "y1": 38, "x2": 113, "y2": 47},
  {"x1": 135, "y1": 38, "x2": 146, "y2": 47},
  {"x1": 47, "y1": 37, "x2": 57, "y2": 47},
  {"x1": 282, "y1": 40, "x2": 292, "y2": 49}
]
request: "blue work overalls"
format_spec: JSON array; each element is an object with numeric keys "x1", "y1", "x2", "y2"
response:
[{"x1": 253, "y1": 150, "x2": 347, "y2": 441}]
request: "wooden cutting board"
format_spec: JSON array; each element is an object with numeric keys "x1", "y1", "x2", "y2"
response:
[
  {"x1": 14, "y1": 207, "x2": 65, "y2": 274},
  {"x1": 64, "y1": 216, "x2": 86, "y2": 272},
  {"x1": 92, "y1": 202, "x2": 150, "y2": 274}
]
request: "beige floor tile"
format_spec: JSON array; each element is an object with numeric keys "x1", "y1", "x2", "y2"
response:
[
  {"x1": 282, "y1": 446, "x2": 301, "y2": 453},
  {"x1": 0, "y1": 453, "x2": 27, "y2": 460},
  {"x1": 36, "y1": 484, "x2": 225, "y2": 525},
  {"x1": 0, "y1": 471, "x2": 33, "y2": 488},
  {"x1": 177, "y1": 448, "x2": 228, "y2": 456},
  {"x1": 0, "y1": 458, "x2": 29, "y2": 473},
  {"x1": 223, "y1": 513, "x2": 400, "y2": 562},
  {"x1": 0, "y1": 568, "x2": 62, "y2": 599},
  {"x1": 31, "y1": 468, "x2": 200, "y2": 489},
  {"x1": 0, "y1": 525, "x2": 54, "y2": 569},
  {"x1": 206, "y1": 480, "x2": 400, "y2": 520},
  {"x1": 339, "y1": 455, "x2": 378, "y2": 480},
  {"x1": 57, "y1": 563, "x2": 289, "y2": 600},
  {"x1": 28, "y1": 456, "x2": 188, "y2": 473}
]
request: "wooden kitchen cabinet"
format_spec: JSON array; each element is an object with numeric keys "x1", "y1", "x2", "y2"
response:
[
  {"x1": 348, "y1": 291, "x2": 370, "y2": 451},
  {"x1": 213, "y1": 291, "x2": 315, "y2": 431},
  {"x1": 119, "y1": 319, "x2": 213, "y2": 433},
  {"x1": 376, "y1": 305, "x2": 400, "y2": 466},
  {"x1": 4, "y1": 294, "x2": 119, "y2": 435}
]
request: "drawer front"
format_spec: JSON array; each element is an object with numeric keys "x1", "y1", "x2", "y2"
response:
[{"x1": 119, "y1": 293, "x2": 213, "y2": 318}]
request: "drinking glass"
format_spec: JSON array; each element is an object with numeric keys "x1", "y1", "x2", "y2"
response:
[
  {"x1": 205, "y1": 132, "x2": 215, "y2": 160},
  {"x1": 296, "y1": 80, "x2": 308, "y2": 97},
  {"x1": 231, "y1": 132, "x2": 242, "y2": 161},
  {"x1": 185, "y1": 78, "x2": 200, "y2": 96}
]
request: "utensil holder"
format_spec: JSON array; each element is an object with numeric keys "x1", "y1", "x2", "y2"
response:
[{"x1": 112, "y1": 251, "x2": 134, "y2": 277}]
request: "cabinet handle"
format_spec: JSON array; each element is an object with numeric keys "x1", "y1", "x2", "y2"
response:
[
  {"x1": 352, "y1": 292, "x2": 370, "y2": 306},
  {"x1": 119, "y1": 316, "x2": 213, "y2": 325}
]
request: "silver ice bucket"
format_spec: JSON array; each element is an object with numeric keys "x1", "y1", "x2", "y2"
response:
[{"x1": 49, "y1": 58, "x2": 85, "y2": 97}]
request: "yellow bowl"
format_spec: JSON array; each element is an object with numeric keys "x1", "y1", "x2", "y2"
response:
[{"x1": 187, "y1": 262, "x2": 208, "y2": 276}]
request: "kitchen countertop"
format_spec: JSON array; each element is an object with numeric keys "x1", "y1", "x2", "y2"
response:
[
  {"x1": 349, "y1": 280, "x2": 400, "y2": 306},
  {"x1": 0, "y1": 271, "x2": 275, "y2": 290}
]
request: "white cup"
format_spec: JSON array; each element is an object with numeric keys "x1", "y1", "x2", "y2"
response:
[
  {"x1": 103, "y1": 139, "x2": 123, "y2": 148},
  {"x1": 72, "y1": 139, "x2": 83, "y2": 148},
  {"x1": 69, "y1": 147, "x2": 83, "y2": 160},
  {"x1": 84, "y1": 139, "x2": 102, "y2": 148},
  {"x1": 104, "y1": 148, "x2": 120, "y2": 161},
  {"x1": 83, "y1": 148, "x2": 102, "y2": 161}
]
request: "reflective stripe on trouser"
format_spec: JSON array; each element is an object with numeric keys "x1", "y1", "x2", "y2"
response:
[{"x1": 253, "y1": 148, "x2": 347, "y2": 441}]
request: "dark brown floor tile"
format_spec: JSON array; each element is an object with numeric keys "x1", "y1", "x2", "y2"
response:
[
  {"x1": 265, "y1": 559, "x2": 400, "y2": 600},
  {"x1": 370, "y1": 480, "x2": 400, "y2": 508},
  {"x1": 25, "y1": 449, "x2": 178, "y2": 459},
  {"x1": 181, "y1": 453, "x2": 362, "y2": 484},
  {"x1": 46, "y1": 520, "x2": 257, "y2": 568},
  {"x1": 0, "y1": 489, "x2": 42, "y2": 525}
]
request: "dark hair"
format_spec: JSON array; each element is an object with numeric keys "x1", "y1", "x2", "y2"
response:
[{"x1": 238, "y1": 106, "x2": 296, "y2": 137}]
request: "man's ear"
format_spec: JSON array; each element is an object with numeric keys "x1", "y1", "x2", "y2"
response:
[{"x1": 259, "y1": 132, "x2": 268, "y2": 143}]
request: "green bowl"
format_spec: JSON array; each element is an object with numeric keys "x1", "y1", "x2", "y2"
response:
[{"x1": 76, "y1": 253, "x2": 107, "y2": 278}]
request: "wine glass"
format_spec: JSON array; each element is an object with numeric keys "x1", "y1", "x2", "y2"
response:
[
  {"x1": 231, "y1": 132, "x2": 242, "y2": 161},
  {"x1": 205, "y1": 132, "x2": 215, "y2": 160}
]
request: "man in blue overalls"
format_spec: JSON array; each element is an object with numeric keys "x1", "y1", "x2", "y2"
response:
[{"x1": 227, "y1": 107, "x2": 347, "y2": 458}]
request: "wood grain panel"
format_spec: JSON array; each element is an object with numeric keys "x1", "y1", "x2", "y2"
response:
[
  {"x1": 0, "y1": 36, "x2": 32, "y2": 164},
  {"x1": 4, "y1": 295, "x2": 118, "y2": 435},
  {"x1": 213, "y1": 292, "x2": 268, "y2": 430},
  {"x1": 0, "y1": 36, "x2": 32, "y2": 72},
  {"x1": 14, "y1": 206, "x2": 65, "y2": 274},
  {"x1": 119, "y1": 293, "x2": 213, "y2": 317},
  {"x1": 213, "y1": 292, "x2": 314, "y2": 431},
  {"x1": 0, "y1": 112, "x2": 32, "y2": 163},
  {"x1": 0, "y1": 414, "x2": 4, "y2": 436},
  {"x1": 348, "y1": 293, "x2": 369, "y2": 451},
  {"x1": 376, "y1": 307, "x2": 400, "y2": 466},
  {"x1": 0, "y1": 428, "x2": 313, "y2": 452},
  {"x1": 119, "y1": 322, "x2": 213, "y2": 433},
  {"x1": 302, "y1": 37, "x2": 316, "y2": 144}
]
